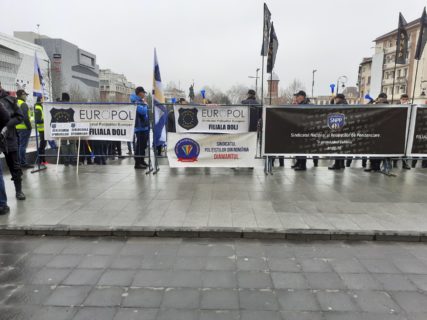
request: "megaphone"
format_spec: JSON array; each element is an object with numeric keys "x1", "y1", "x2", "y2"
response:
[
  {"x1": 171, "y1": 97, "x2": 177, "y2": 104},
  {"x1": 364, "y1": 94, "x2": 373, "y2": 101},
  {"x1": 330, "y1": 84, "x2": 335, "y2": 94},
  {"x1": 200, "y1": 89, "x2": 206, "y2": 99}
]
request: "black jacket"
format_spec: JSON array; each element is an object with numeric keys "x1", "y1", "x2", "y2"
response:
[
  {"x1": 0, "y1": 91, "x2": 24, "y2": 152},
  {"x1": 242, "y1": 97, "x2": 261, "y2": 132}
]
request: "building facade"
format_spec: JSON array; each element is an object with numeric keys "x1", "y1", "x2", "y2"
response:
[
  {"x1": 358, "y1": 17, "x2": 427, "y2": 103},
  {"x1": 357, "y1": 57, "x2": 372, "y2": 102},
  {"x1": 264, "y1": 73, "x2": 280, "y2": 105},
  {"x1": 14, "y1": 31, "x2": 99, "y2": 102},
  {"x1": 0, "y1": 32, "x2": 52, "y2": 103},
  {"x1": 99, "y1": 69, "x2": 135, "y2": 103}
]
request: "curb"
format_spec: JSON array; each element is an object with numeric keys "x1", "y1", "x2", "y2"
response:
[{"x1": 0, "y1": 225, "x2": 425, "y2": 242}]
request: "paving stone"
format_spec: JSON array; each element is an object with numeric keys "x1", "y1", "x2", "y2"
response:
[
  {"x1": 122, "y1": 288, "x2": 163, "y2": 308},
  {"x1": 374, "y1": 274, "x2": 418, "y2": 291},
  {"x1": 155, "y1": 308, "x2": 199, "y2": 320},
  {"x1": 31, "y1": 268, "x2": 72, "y2": 285},
  {"x1": 276, "y1": 289, "x2": 320, "y2": 311},
  {"x1": 299, "y1": 258, "x2": 333, "y2": 273},
  {"x1": 200, "y1": 288, "x2": 239, "y2": 310},
  {"x1": 206, "y1": 257, "x2": 236, "y2": 271},
  {"x1": 305, "y1": 273, "x2": 346, "y2": 290},
  {"x1": 316, "y1": 291, "x2": 360, "y2": 312},
  {"x1": 271, "y1": 272, "x2": 310, "y2": 289},
  {"x1": 83, "y1": 286, "x2": 123, "y2": 307},
  {"x1": 239, "y1": 289, "x2": 279, "y2": 311},
  {"x1": 141, "y1": 255, "x2": 176, "y2": 269},
  {"x1": 202, "y1": 271, "x2": 238, "y2": 288},
  {"x1": 110, "y1": 256, "x2": 143, "y2": 270},
  {"x1": 72, "y1": 307, "x2": 117, "y2": 320},
  {"x1": 340, "y1": 273, "x2": 383, "y2": 290},
  {"x1": 199, "y1": 310, "x2": 240, "y2": 320},
  {"x1": 267, "y1": 257, "x2": 301, "y2": 272},
  {"x1": 351, "y1": 290, "x2": 400, "y2": 313},
  {"x1": 237, "y1": 257, "x2": 269, "y2": 271},
  {"x1": 97, "y1": 270, "x2": 135, "y2": 286},
  {"x1": 161, "y1": 288, "x2": 200, "y2": 309},
  {"x1": 237, "y1": 271, "x2": 272, "y2": 289},
  {"x1": 30, "y1": 306, "x2": 77, "y2": 320},
  {"x1": 77, "y1": 255, "x2": 113, "y2": 269},
  {"x1": 169, "y1": 270, "x2": 203, "y2": 288},
  {"x1": 44, "y1": 285, "x2": 92, "y2": 306},
  {"x1": 4, "y1": 285, "x2": 53, "y2": 305},
  {"x1": 113, "y1": 308, "x2": 158, "y2": 320},
  {"x1": 132, "y1": 270, "x2": 171, "y2": 287},
  {"x1": 391, "y1": 291, "x2": 427, "y2": 313},
  {"x1": 280, "y1": 311, "x2": 324, "y2": 320},
  {"x1": 62, "y1": 269, "x2": 104, "y2": 286},
  {"x1": 329, "y1": 259, "x2": 367, "y2": 273},
  {"x1": 240, "y1": 310, "x2": 282, "y2": 320},
  {"x1": 358, "y1": 259, "x2": 401, "y2": 274}
]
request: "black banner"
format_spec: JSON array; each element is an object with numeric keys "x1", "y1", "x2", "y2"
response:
[
  {"x1": 264, "y1": 106, "x2": 408, "y2": 156},
  {"x1": 409, "y1": 106, "x2": 427, "y2": 155}
]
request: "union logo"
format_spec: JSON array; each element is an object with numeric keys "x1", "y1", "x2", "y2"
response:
[
  {"x1": 178, "y1": 108, "x2": 198, "y2": 130},
  {"x1": 175, "y1": 138, "x2": 200, "y2": 162},
  {"x1": 327, "y1": 113, "x2": 345, "y2": 130}
]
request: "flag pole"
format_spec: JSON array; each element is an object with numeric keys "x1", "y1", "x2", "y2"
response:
[
  {"x1": 411, "y1": 60, "x2": 420, "y2": 105},
  {"x1": 269, "y1": 71, "x2": 273, "y2": 105},
  {"x1": 391, "y1": 58, "x2": 398, "y2": 104},
  {"x1": 261, "y1": 57, "x2": 265, "y2": 106}
]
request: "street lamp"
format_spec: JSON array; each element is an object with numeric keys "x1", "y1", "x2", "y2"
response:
[
  {"x1": 311, "y1": 69, "x2": 317, "y2": 98},
  {"x1": 248, "y1": 68, "x2": 260, "y2": 97},
  {"x1": 336, "y1": 75, "x2": 348, "y2": 95}
]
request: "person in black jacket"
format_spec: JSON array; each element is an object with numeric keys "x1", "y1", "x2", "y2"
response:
[
  {"x1": 0, "y1": 89, "x2": 26, "y2": 200},
  {"x1": 328, "y1": 94, "x2": 348, "y2": 170},
  {"x1": 292, "y1": 91, "x2": 318, "y2": 170},
  {"x1": 0, "y1": 100, "x2": 10, "y2": 214}
]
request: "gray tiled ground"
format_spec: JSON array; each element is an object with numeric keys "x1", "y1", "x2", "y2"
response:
[
  {"x1": 2, "y1": 236, "x2": 427, "y2": 319},
  {"x1": 1, "y1": 161, "x2": 427, "y2": 235}
]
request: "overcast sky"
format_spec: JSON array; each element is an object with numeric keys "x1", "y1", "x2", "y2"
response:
[{"x1": 1, "y1": 0, "x2": 426, "y2": 96}]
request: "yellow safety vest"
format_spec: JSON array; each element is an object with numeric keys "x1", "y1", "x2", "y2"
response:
[
  {"x1": 16, "y1": 99, "x2": 33, "y2": 130},
  {"x1": 35, "y1": 103, "x2": 44, "y2": 132}
]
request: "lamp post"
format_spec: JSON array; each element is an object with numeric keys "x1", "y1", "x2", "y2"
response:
[
  {"x1": 336, "y1": 75, "x2": 348, "y2": 95},
  {"x1": 311, "y1": 69, "x2": 317, "y2": 98},
  {"x1": 248, "y1": 68, "x2": 260, "y2": 98}
]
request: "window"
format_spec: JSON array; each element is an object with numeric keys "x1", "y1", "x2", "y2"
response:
[
  {"x1": 397, "y1": 70, "x2": 401, "y2": 78},
  {"x1": 367, "y1": 76, "x2": 371, "y2": 85}
]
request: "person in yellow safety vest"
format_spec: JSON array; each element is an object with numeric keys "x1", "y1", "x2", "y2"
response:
[
  {"x1": 34, "y1": 96, "x2": 47, "y2": 165},
  {"x1": 15, "y1": 89, "x2": 34, "y2": 169}
]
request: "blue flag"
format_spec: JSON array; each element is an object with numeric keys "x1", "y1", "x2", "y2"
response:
[{"x1": 153, "y1": 49, "x2": 167, "y2": 147}]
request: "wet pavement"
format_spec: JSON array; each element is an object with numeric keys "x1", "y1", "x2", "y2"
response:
[
  {"x1": 1, "y1": 236, "x2": 427, "y2": 319},
  {"x1": 1, "y1": 159, "x2": 427, "y2": 237}
]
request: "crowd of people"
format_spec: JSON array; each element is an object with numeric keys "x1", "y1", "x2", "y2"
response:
[{"x1": 0, "y1": 85, "x2": 425, "y2": 216}]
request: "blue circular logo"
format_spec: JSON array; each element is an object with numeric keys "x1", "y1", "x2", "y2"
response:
[{"x1": 175, "y1": 138, "x2": 200, "y2": 162}]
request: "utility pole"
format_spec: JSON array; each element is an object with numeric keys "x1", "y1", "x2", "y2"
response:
[
  {"x1": 248, "y1": 68, "x2": 260, "y2": 98},
  {"x1": 311, "y1": 69, "x2": 317, "y2": 98}
]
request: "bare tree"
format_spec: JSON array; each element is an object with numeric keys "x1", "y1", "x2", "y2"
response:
[
  {"x1": 68, "y1": 84, "x2": 87, "y2": 102},
  {"x1": 277, "y1": 79, "x2": 305, "y2": 104},
  {"x1": 226, "y1": 84, "x2": 250, "y2": 104}
]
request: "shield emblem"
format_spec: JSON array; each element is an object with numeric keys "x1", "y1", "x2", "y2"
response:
[
  {"x1": 327, "y1": 113, "x2": 345, "y2": 130},
  {"x1": 178, "y1": 108, "x2": 198, "y2": 130}
]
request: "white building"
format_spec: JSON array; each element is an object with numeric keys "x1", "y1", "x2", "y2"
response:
[
  {"x1": 0, "y1": 32, "x2": 52, "y2": 103},
  {"x1": 99, "y1": 69, "x2": 135, "y2": 103}
]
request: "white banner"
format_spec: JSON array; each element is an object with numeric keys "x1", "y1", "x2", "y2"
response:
[
  {"x1": 174, "y1": 105, "x2": 249, "y2": 134},
  {"x1": 43, "y1": 103, "x2": 136, "y2": 141},
  {"x1": 167, "y1": 132, "x2": 257, "y2": 168}
]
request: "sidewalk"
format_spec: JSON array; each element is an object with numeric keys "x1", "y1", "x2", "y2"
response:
[{"x1": 1, "y1": 159, "x2": 427, "y2": 240}]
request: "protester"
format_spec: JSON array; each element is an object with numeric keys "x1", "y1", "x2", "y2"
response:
[
  {"x1": 59, "y1": 93, "x2": 77, "y2": 166},
  {"x1": 131, "y1": 87, "x2": 149, "y2": 169},
  {"x1": 34, "y1": 96, "x2": 48, "y2": 165},
  {"x1": 0, "y1": 100, "x2": 10, "y2": 214},
  {"x1": 365, "y1": 93, "x2": 389, "y2": 172},
  {"x1": 392, "y1": 94, "x2": 411, "y2": 170},
  {"x1": 15, "y1": 89, "x2": 33, "y2": 169},
  {"x1": 292, "y1": 90, "x2": 318, "y2": 170},
  {"x1": 0, "y1": 89, "x2": 26, "y2": 200},
  {"x1": 328, "y1": 94, "x2": 348, "y2": 170}
]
